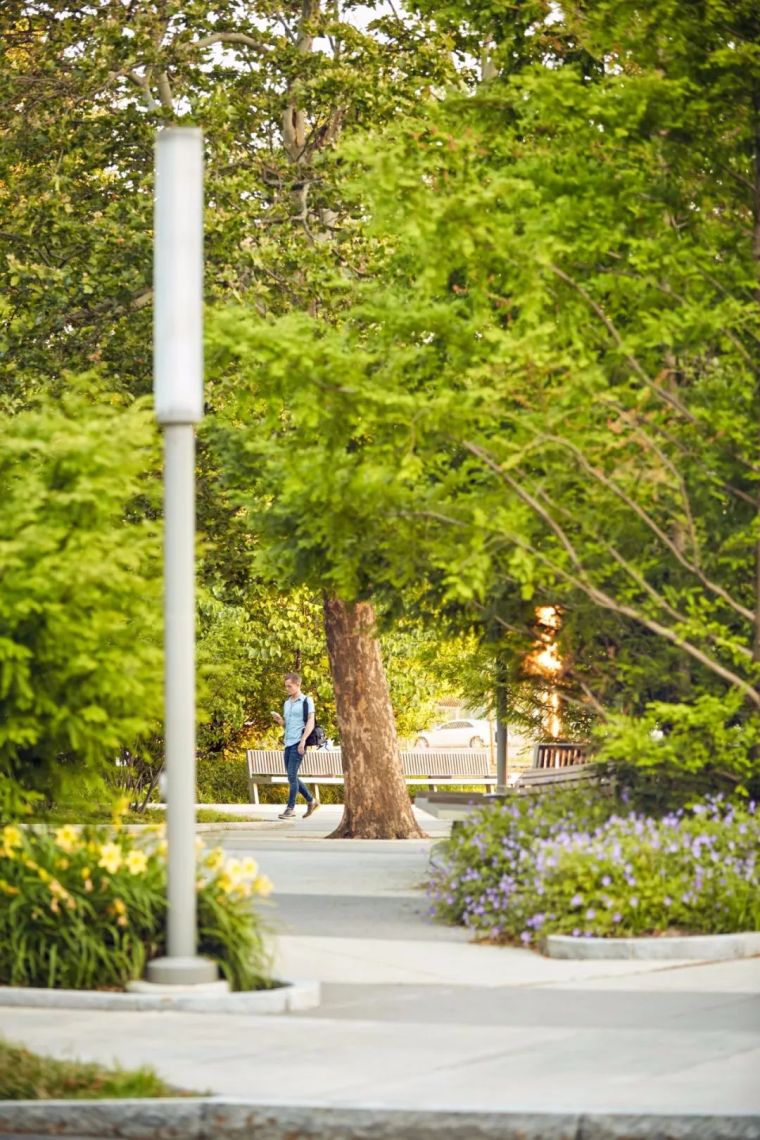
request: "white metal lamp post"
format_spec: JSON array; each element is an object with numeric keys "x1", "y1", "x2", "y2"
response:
[{"x1": 147, "y1": 126, "x2": 218, "y2": 987}]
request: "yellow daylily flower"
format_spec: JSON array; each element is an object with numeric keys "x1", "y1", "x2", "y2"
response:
[
  {"x1": 241, "y1": 857, "x2": 259, "y2": 878},
  {"x1": 125, "y1": 850, "x2": 148, "y2": 876},
  {"x1": 2, "y1": 825, "x2": 22, "y2": 851},
  {"x1": 204, "y1": 847, "x2": 225, "y2": 872},
  {"x1": 253, "y1": 874, "x2": 273, "y2": 898},
  {"x1": 98, "y1": 843, "x2": 122, "y2": 874},
  {"x1": 54, "y1": 825, "x2": 80, "y2": 853},
  {"x1": 223, "y1": 858, "x2": 243, "y2": 883}
]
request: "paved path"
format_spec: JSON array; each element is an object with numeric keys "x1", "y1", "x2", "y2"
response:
[{"x1": 3, "y1": 804, "x2": 759, "y2": 1117}]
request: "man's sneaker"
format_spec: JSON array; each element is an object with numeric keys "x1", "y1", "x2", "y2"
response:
[
  {"x1": 304, "y1": 802, "x2": 319, "y2": 819},
  {"x1": 278, "y1": 808, "x2": 295, "y2": 820}
]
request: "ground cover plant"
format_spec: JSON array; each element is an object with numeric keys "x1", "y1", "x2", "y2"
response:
[
  {"x1": 27, "y1": 804, "x2": 261, "y2": 825},
  {"x1": 0, "y1": 819, "x2": 273, "y2": 990},
  {"x1": 0, "y1": 1040, "x2": 195, "y2": 1100},
  {"x1": 428, "y1": 793, "x2": 760, "y2": 945}
]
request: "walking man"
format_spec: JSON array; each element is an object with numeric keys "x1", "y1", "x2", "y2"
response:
[{"x1": 271, "y1": 673, "x2": 319, "y2": 820}]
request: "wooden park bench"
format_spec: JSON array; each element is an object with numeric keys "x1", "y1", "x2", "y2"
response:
[{"x1": 244, "y1": 748, "x2": 497, "y2": 804}]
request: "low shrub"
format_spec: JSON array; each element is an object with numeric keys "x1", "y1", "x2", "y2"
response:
[
  {"x1": 428, "y1": 793, "x2": 760, "y2": 945},
  {"x1": 0, "y1": 1040, "x2": 193, "y2": 1100},
  {"x1": 196, "y1": 755, "x2": 249, "y2": 803},
  {"x1": 0, "y1": 817, "x2": 273, "y2": 991},
  {"x1": 592, "y1": 692, "x2": 760, "y2": 792}
]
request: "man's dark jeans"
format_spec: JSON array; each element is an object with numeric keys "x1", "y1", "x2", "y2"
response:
[{"x1": 284, "y1": 743, "x2": 314, "y2": 810}]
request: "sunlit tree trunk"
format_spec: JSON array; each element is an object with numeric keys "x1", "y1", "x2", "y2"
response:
[{"x1": 323, "y1": 595, "x2": 426, "y2": 839}]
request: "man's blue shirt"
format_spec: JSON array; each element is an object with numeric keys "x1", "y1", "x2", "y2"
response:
[{"x1": 283, "y1": 694, "x2": 315, "y2": 746}]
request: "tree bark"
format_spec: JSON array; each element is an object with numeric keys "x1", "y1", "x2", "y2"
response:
[{"x1": 323, "y1": 595, "x2": 426, "y2": 839}]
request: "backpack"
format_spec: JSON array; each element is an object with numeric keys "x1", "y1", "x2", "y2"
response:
[{"x1": 302, "y1": 696, "x2": 327, "y2": 749}]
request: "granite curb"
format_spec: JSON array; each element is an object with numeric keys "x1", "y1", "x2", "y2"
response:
[
  {"x1": 0, "y1": 1101, "x2": 758, "y2": 1140},
  {"x1": 545, "y1": 930, "x2": 760, "y2": 961},
  {"x1": 0, "y1": 980, "x2": 319, "y2": 1014}
]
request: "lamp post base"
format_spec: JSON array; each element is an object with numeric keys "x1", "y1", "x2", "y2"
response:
[{"x1": 145, "y1": 955, "x2": 220, "y2": 986}]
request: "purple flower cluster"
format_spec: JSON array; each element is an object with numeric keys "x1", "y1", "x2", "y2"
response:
[{"x1": 427, "y1": 794, "x2": 759, "y2": 945}]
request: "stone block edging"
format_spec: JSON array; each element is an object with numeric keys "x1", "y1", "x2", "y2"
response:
[
  {"x1": 545, "y1": 930, "x2": 760, "y2": 961},
  {"x1": 0, "y1": 979, "x2": 319, "y2": 1014},
  {"x1": 0, "y1": 1100, "x2": 758, "y2": 1140}
]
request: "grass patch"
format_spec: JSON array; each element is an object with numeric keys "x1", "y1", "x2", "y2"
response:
[
  {"x1": 0, "y1": 1040, "x2": 197, "y2": 1099},
  {"x1": 25, "y1": 805, "x2": 261, "y2": 825},
  {"x1": 140, "y1": 807, "x2": 261, "y2": 824}
]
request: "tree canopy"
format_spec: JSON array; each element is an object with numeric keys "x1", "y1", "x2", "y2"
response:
[{"x1": 208, "y1": 0, "x2": 760, "y2": 781}]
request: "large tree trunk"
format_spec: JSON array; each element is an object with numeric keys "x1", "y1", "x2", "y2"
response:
[{"x1": 323, "y1": 595, "x2": 426, "y2": 839}]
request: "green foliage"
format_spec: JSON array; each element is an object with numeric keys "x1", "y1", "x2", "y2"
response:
[
  {"x1": 196, "y1": 585, "x2": 337, "y2": 754},
  {"x1": 0, "y1": 821, "x2": 273, "y2": 991},
  {"x1": 2, "y1": 1, "x2": 468, "y2": 793},
  {"x1": 209, "y1": 0, "x2": 760, "y2": 750},
  {"x1": 196, "y1": 756, "x2": 251, "y2": 804},
  {"x1": 0, "y1": 1040, "x2": 191, "y2": 1100},
  {"x1": 429, "y1": 794, "x2": 760, "y2": 943},
  {"x1": 593, "y1": 692, "x2": 760, "y2": 789},
  {"x1": 0, "y1": 387, "x2": 162, "y2": 816},
  {"x1": 0, "y1": 2, "x2": 458, "y2": 405}
]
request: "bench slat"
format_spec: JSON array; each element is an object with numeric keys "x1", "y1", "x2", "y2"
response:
[{"x1": 245, "y1": 748, "x2": 496, "y2": 779}]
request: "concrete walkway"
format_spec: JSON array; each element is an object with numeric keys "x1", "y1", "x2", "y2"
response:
[{"x1": 3, "y1": 804, "x2": 759, "y2": 1118}]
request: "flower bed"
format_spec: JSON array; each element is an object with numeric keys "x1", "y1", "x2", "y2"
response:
[
  {"x1": 428, "y1": 793, "x2": 760, "y2": 946},
  {"x1": 0, "y1": 820, "x2": 273, "y2": 990}
]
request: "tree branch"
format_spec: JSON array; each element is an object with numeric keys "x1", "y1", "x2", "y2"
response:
[
  {"x1": 456, "y1": 441, "x2": 760, "y2": 706},
  {"x1": 128, "y1": 69, "x2": 159, "y2": 112},
  {"x1": 540, "y1": 432, "x2": 754, "y2": 625},
  {"x1": 549, "y1": 263, "x2": 699, "y2": 426},
  {"x1": 187, "y1": 31, "x2": 265, "y2": 51},
  {"x1": 157, "y1": 71, "x2": 174, "y2": 112}
]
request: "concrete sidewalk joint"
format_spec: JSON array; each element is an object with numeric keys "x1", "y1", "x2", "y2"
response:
[
  {"x1": 0, "y1": 1100, "x2": 758, "y2": 1140},
  {"x1": 0, "y1": 980, "x2": 320, "y2": 1015},
  {"x1": 546, "y1": 931, "x2": 760, "y2": 961}
]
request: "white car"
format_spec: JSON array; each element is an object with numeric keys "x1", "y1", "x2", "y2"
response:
[{"x1": 413, "y1": 718, "x2": 492, "y2": 750}]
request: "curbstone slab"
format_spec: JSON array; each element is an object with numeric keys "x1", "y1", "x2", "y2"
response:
[
  {"x1": 0, "y1": 1101, "x2": 758, "y2": 1140},
  {"x1": 0, "y1": 1100, "x2": 204, "y2": 1139},
  {"x1": 578, "y1": 1114, "x2": 760, "y2": 1139},
  {"x1": 200, "y1": 1103, "x2": 581, "y2": 1140},
  {"x1": 545, "y1": 931, "x2": 760, "y2": 961},
  {"x1": 0, "y1": 979, "x2": 319, "y2": 1015}
]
